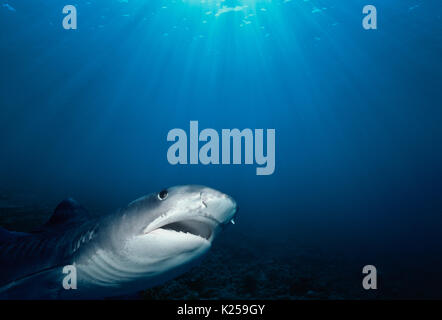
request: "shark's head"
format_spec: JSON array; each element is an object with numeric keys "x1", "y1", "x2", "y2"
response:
[
  {"x1": 124, "y1": 185, "x2": 237, "y2": 261},
  {"x1": 76, "y1": 185, "x2": 237, "y2": 295}
]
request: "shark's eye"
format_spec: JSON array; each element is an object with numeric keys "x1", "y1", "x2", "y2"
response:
[{"x1": 158, "y1": 189, "x2": 168, "y2": 200}]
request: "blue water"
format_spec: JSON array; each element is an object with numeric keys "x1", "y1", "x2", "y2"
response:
[{"x1": 1, "y1": 0, "x2": 442, "y2": 298}]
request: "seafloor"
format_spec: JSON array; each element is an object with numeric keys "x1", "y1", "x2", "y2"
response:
[{"x1": 0, "y1": 192, "x2": 406, "y2": 300}]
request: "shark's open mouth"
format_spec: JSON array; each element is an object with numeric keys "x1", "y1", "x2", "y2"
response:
[{"x1": 160, "y1": 220, "x2": 213, "y2": 240}]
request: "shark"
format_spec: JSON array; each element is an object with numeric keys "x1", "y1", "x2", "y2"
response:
[{"x1": 0, "y1": 185, "x2": 237, "y2": 299}]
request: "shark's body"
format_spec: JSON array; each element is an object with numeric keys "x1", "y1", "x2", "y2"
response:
[{"x1": 0, "y1": 185, "x2": 237, "y2": 299}]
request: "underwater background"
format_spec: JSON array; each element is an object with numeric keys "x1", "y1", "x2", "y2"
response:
[{"x1": 1, "y1": 0, "x2": 441, "y2": 299}]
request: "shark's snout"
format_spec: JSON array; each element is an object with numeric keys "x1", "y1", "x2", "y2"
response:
[
  {"x1": 200, "y1": 188, "x2": 237, "y2": 225},
  {"x1": 140, "y1": 186, "x2": 237, "y2": 242}
]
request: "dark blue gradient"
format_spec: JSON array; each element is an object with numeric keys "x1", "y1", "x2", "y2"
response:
[{"x1": 1, "y1": 0, "x2": 441, "y2": 298}]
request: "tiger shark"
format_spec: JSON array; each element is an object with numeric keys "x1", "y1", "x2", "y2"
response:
[{"x1": 0, "y1": 185, "x2": 237, "y2": 299}]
